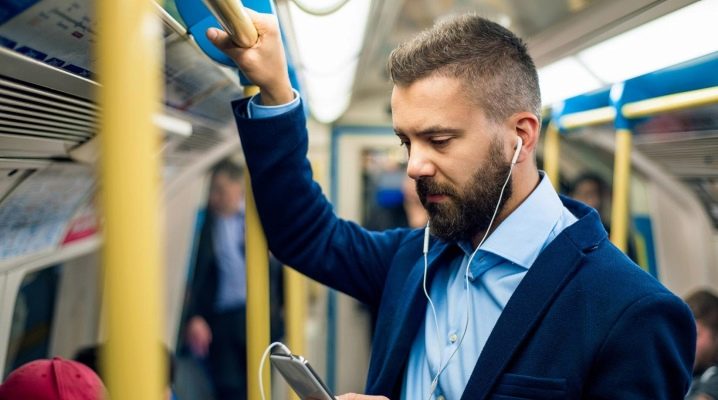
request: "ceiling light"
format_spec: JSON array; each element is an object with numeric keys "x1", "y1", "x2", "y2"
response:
[
  {"x1": 288, "y1": 0, "x2": 371, "y2": 74},
  {"x1": 577, "y1": 0, "x2": 718, "y2": 83},
  {"x1": 538, "y1": 57, "x2": 603, "y2": 106}
]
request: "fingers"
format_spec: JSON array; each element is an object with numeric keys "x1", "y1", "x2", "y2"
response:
[
  {"x1": 206, "y1": 28, "x2": 239, "y2": 51},
  {"x1": 206, "y1": 9, "x2": 278, "y2": 46}
]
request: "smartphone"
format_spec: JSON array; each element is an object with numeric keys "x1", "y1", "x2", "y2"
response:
[{"x1": 270, "y1": 352, "x2": 334, "y2": 400}]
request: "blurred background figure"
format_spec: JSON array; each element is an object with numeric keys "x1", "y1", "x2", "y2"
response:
[
  {"x1": 181, "y1": 159, "x2": 283, "y2": 400},
  {"x1": 0, "y1": 357, "x2": 105, "y2": 400},
  {"x1": 362, "y1": 151, "x2": 409, "y2": 230},
  {"x1": 685, "y1": 289, "x2": 718, "y2": 400},
  {"x1": 569, "y1": 172, "x2": 638, "y2": 262},
  {"x1": 402, "y1": 176, "x2": 428, "y2": 229},
  {"x1": 569, "y1": 172, "x2": 610, "y2": 226}
]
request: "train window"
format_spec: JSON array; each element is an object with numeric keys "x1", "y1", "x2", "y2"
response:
[{"x1": 3, "y1": 265, "x2": 61, "y2": 379}]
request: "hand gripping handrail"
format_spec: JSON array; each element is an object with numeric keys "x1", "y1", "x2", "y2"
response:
[{"x1": 204, "y1": 0, "x2": 258, "y2": 47}]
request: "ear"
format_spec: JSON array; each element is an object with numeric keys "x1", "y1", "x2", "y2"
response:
[{"x1": 509, "y1": 112, "x2": 540, "y2": 164}]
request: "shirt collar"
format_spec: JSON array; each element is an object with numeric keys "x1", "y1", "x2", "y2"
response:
[{"x1": 459, "y1": 172, "x2": 564, "y2": 271}]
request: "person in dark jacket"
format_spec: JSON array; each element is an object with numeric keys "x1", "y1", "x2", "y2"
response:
[
  {"x1": 206, "y1": 11, "x2": 694, "y2": 400},
  {"x1": 184, "y1": 159, "x2": 283, "y2": 400}
]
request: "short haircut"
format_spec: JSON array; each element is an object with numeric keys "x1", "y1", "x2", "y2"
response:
[
  {"x1": 387, "y1": 13, "x2": 541, "y2": 125},
  {"x1": 211, "y1": 159, "x2": 243, "y2": 182},
  {"x1": 685, "y1": 289, "x2": 718, "y2": 334}
]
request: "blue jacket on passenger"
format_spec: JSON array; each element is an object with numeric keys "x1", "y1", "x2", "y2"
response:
[{"x1": 232, "y1": 98, "x2": 695, "y2": 399}]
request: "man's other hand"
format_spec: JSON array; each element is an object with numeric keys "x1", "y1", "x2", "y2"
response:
[
  {"x1": 205, "y1": 9, "x2": 294, "y2": 106},
  {"x1": 186, "y1": 316, "x2": 212, "y2": 357},
  {"x1": 336, "y1": 394, "x2": 390, "y2": 400}
]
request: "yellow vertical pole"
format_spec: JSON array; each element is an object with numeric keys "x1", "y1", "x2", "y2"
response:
[
  {"x1": 610, "y1": 129, "x2": 632, "y2": 252},
  {"x1": 284, "y1": 266, "x2": 307, "y2": 400},
  {"x1": 543, "y1": 122, "x2": 560, "y2": 190},
  {"x1": 98, "y1": 0, "x2": 165, "y2": 399},
  {"x1": 244, "y1": 86, "x2": 271, "y2": 400}
]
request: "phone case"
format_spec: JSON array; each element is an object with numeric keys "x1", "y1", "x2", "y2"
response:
[{"x1": 270, "y1": 353, "x2": 334, "y2": 400}]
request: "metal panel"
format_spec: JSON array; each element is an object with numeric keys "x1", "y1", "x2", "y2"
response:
[
  {"x1": 0, "y1": 47, "x2": 96, "y2": 101},
  {"x1": 0, "y1": 133, "x2": 74, "y2": 158}
]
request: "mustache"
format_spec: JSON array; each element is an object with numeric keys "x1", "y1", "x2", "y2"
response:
[{"x1": 416, "y1": 178, "x2": 457, "y2": 204}]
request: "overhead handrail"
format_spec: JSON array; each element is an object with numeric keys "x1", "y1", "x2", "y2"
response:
[
  {"x1": 204, "y1": 0, "x2": 258, "y2": 47},
  {"x1": 559, "y1": 107, "x2": 616, "y2": 130},
  {"x1": 622, "y1": 86, "x2": 718, "y2": 118}
]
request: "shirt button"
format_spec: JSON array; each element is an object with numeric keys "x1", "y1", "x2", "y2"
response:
[
  {"x1": 449, "y1": 333, "x2": 458, "y2": 343},
  {"x1": 437, "y1": 395, "x2": 446, "y2": 400}
]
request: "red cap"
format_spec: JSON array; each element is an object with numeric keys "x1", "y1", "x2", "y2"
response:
[{"x1": 0, "y1": 357, "x2": 105, "y2": 400}]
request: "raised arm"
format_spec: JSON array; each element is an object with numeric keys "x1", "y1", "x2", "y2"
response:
[{"x1": 205, "y1": 11, "x2": 412, "y2": 307}]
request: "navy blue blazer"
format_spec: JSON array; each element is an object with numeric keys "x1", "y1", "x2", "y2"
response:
[{"x1": 232, "y1": 98, "x2": 695, "y2": 399}]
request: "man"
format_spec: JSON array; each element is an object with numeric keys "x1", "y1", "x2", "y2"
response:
[
  {"x1": 184, "y1": 160, "x2": 282, "y2": 400},
  {"x1": 207, "y1": 11, "x2": 694, "y2": 399},
  {"x1": 686, "y1": 289, "x2": 718, "y2": 400}
]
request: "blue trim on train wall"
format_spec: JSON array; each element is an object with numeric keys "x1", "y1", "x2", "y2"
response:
[
  {"x1": 633, "y1": 215, "x2": 659, "y2": 278},
  {"x1": 620, "y1": 52, "x2": 718, "y2": 104},
  {"x1": 553, "y1": 51, "x2": 718, "y2": 131},
  {"x1": 328, "y1": 125, "x2": 396, "y2": 392},
  {"x1": 0, "y1": 0, "x2": 41, "y2": 25}
]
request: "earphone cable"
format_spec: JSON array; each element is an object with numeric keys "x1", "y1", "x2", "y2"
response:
[
  {"x1": 259, "y1": 341, "x2": 291, "y2": 400},
  {"x1": 425, "y1": 161, "x2": 515, "y2": 399}
]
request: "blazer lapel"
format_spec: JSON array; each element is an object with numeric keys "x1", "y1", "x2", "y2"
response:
[
  {"x1": 461, "y1": 234, "x2": 584, "y2": 400},
  {"x1": 368, "y1": 240, "x2": 455, "y2": 395}
]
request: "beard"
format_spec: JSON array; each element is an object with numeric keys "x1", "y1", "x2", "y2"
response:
[{"x1": 416, "y1": 138, "x2": 513, "y2": 242}]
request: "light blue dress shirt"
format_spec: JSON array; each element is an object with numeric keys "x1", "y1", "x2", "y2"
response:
[
  {"x1": 402, "y1": 174, "x2": 577, "y2": 400},
  {"x1": 245, "y1": 94, "x2": 578, "y2": 399},
  {"x1": 213, "y1": 210, "x2": 248, "y2": 311},
  {"x1": 247, "y1": 89, "x2": 300, "y2": 118}
]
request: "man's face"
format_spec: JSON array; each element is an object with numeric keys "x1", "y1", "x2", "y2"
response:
[
  {"x1": 209, "y1": 172, "x2": 243, "y2": 216},
  {"x1": 391, "y1": 74, "x2": 513, "y2": 241},
  {"x1": 695, "y1": 320, "x2": 718, "y2": 373}
]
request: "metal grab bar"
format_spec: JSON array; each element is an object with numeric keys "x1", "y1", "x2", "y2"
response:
[{"x1": 204, "y1": 0, "x2": 259, "y2": 47}]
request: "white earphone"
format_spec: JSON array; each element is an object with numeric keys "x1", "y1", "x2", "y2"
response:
[
  {"x1": 422, "y1": 136, "x2": 522, "y2": 399},
  {"x1": 511, "y1": 136, "x2": 523, "y2": 165}
]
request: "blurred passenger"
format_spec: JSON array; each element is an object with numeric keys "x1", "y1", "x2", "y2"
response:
[
  {"x1": 363, "y1": 166, "x2": 408, "y2": 230},
  {"x1": 402, "y1": 175, "x2": 428, "y2": 228},
  {"x1": 207, "y1": 11, "x2": 694, "y2": 400},
  {"x1": 685, "y1": 289, "x2": 718, "y2": 400},
  {"x1": 0, "y1": 357, "x2": 105, "y2": 400},
  {"x1": 570, "y1": 172, "x2": 638, "y2": 262},
  {"x1": 570, "y1": 172, "x2": 610, "y2": 225},
  {"x1": 73, "y1": 344, "x2": 176, "y2": 400},
  {"x1": 183, "y1": 159, "x2": 283, "y2": 400}
]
